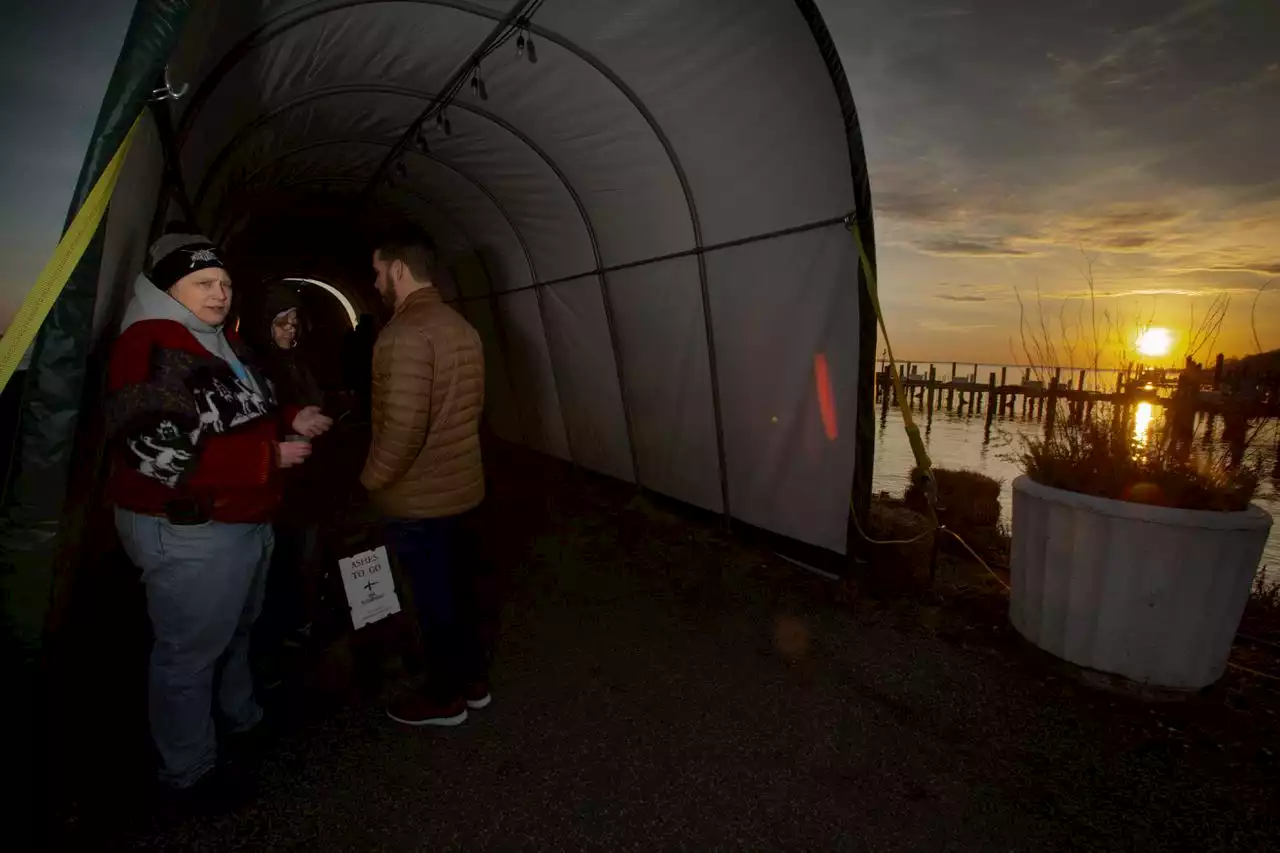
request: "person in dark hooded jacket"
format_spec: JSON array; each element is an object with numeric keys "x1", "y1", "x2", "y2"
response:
[
  {"x1": 252, "y1": 283, "x2": 327, "y2": 674},
  {"x1": 257, "y1": 283, "x2": 323, "y2": 411}
]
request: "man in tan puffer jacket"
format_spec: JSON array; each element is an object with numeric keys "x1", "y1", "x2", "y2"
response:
[{"x1": 361, "y1": 230, "x2": 491, "y2": 728}]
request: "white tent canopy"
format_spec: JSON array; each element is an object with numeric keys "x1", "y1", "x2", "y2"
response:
[{"x1": 95, "y1": 0, "x2": 877, "y2": 556}]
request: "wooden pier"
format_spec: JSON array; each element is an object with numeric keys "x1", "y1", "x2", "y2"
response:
[{"x1": 876, "y1": 362, "x2": 1280, "y2": 433}]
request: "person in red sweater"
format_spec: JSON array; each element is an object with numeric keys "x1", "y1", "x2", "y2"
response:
[{"x1": 105, "y1": 227, "x2": 332, "y2": 806}]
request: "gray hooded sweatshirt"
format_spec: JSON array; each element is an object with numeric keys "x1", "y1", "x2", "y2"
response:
[{"x1": 120, "y1": 274, "x2": 260, "y2": 394}]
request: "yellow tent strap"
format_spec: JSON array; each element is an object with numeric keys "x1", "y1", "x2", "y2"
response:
[
  {"x1": 0, "y1": 114, "x2": 144, "y2": 394},
  {"x1": 846, "y1": 216, "x2": 938, "y2": 521},
  {"x1": 845, "y1": 216, "x2": 1010, "y2": 592}
]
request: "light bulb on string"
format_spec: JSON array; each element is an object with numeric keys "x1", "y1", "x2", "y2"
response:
[
  {"x1": 526, "y1": 32, "x2": 538, "y2": 63},
  {"x1": 516, "y1": 31, "x2": 525, "y2": 58},
  {"x1": 393, "y1": 160, "x2": 407, "y2": 180},
  {"x1": 415, "y1": 126, "x2": 430, "y2": 153}
]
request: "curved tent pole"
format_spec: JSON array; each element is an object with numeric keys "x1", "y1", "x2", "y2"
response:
[
  {"x1": 174, "y1": 0, "x2": 731, "y2": 518},
  {"x1": 165, "y1": 0, "x2": 865, "y2": 550},
  {"x1": 223, "y1": 174, "x2": 533, "y2": 447},
  {"x1": 793, "y1": 0, "x2": 879, "y2": 556},
  {"x1": 466, "y1": 250, "x2": 532, "y2": 450},
  {"x1": 215, "y1": 178, "x2": 473, "y2": 251},
  {"x1": 199, "y1": 110, "x2": 641, "y2": 481},
  {"x1": 222, "y1": 138, "x2": 578, "y2": 465},
  {"x1": 217, "y1": 177, "x2": 477, "y2": 264},
  {"x1": 147, "y1": 92, "x2": 199, "y2": 238},
  {"x1": 357, "y1": 0, "x2": 537, "y2": 199}
]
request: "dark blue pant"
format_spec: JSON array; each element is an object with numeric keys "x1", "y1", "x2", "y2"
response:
[{"x1": 384, "y1": 512, "x2": 490, "y2": 702}]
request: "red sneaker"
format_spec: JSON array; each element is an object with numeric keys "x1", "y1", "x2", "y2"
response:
[
  {"x1": 465, "y1": 681, "x2": 492, "y2": 710},
  {"x1": 386, "y1": 694, "x2": 468, "y2": 727}
]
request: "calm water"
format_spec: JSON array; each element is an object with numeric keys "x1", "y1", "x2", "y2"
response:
[{"x1": 869, "y1": 404, "x2": 1280, "y2": 577}]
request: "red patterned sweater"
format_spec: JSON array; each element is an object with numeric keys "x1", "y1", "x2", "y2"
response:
[{"x1": 105, "y1": 317, "x2": 299, "y2": 524}]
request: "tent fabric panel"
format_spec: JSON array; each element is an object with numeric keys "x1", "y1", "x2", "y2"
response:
[
  {"x1": 455, "y1": 296, "x2": 522, "y2": 445},
  {"x1": 376, "y1": 187, "x2": 476, "y2": 264},
  {"x1": 705, "y1": 225, "x2": 860, "y2": 554},
  {"x1": 531, "y1": 0, "x2": 857, "y2": 247},
  {"x1": 540, "y1": 277, "x2": 634, "y2": 483},
  {"x1": 218, "y1": 180, "x2": 477, "y2": 266},
  {"x1": 93, "y1": 117, "x2": 166, "y2": 345},
  {"x1": 397, "y1": 156, "x2": 533, "y2": 292},
  {"x1": 236, "y1": 154, "x2": 531, "y2": 294},
  {"x1": 199, "y1": 91, "x2": 592, "y2": 285},
  {"x1": 608, "y1": 258, "x2": 722, "y2": 513},
  {"x1": 177, "y1": 6, "x2": 489, "y2": 184},
  {"x1": 493, "y1": 289, "x2": 570, "y2": 461},
  {"x1": 424, "y1": 108, "x2": 593, "y2": 286},
  {"x1": 178, "y1": 2, "x2": 693, "y2": 271},
  {"x1": 197, "y1": 89, "x2": 409, "y2": 223},
  {"x1": 203, "y1": 129, "x2": 395, "y2": 228},
  {"x1": 462, "y1": 34, "x2": 692, "y2": 268}
]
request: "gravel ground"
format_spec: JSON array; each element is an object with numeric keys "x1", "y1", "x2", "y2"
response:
[{"x1": 50, "y1": 448, "x2": 1280, "y2": 851}]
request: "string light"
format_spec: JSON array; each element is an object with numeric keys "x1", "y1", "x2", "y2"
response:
[{"x1": 385, "y1": 9, "x2": 543, "y2": 189}]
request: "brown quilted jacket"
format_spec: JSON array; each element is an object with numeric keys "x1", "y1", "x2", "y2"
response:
[{"x1": 360, "y1": 287, "x2": 485, "y2": 518}]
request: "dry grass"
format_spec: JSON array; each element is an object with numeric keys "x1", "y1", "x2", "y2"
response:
[
  {"x1": 905, "y1": 467, "x2": 1008, "y2": 562},
  {"x1": 1012, "y1": 253, "x2": 1261, "y2": 513},
  {"x1": 1241, "y1": 566, "x2": 1280, "y2": 641},
  {"x1": 906, "y1": 468, "x2": 1000, "y2": 528},
  {"x1": 1022, "y1": 417, "x2": 1259, "y2": 512}
]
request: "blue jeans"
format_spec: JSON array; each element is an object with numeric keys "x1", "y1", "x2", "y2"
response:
[
  {"x1": 384, "y1": 512, "x2": 490, "y2": 702},
  {"x1": 115, "y1": 509, "x2": 274, "y2": 788}
]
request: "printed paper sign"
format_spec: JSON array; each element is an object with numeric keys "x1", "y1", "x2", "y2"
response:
[{"x1": 338, "y1": 546, "x2": 402, "y2": 629}]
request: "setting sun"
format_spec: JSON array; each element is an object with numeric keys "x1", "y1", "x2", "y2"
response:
[{"x1": 1135, "y1": 327, "x2": 1174, "y2": 358}]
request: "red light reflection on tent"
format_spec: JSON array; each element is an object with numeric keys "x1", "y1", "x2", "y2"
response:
[{"x1": 814, "y1": 353, "x2": 838, "y2": 440}]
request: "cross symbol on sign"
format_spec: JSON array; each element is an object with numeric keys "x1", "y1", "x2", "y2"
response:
[{"x1": 364, "y1": 579, "x2": 378, "y2": 592}]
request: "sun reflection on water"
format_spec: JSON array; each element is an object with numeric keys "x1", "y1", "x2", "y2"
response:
[{"x1": 1132, "y1": 401, "x2": 1155, "y2": 448}]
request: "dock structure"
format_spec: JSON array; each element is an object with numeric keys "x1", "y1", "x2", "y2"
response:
[{"x1": 874, "y1": 362, "x2": 1280, "y2": 432}]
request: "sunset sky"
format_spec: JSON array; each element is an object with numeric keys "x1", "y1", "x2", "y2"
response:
[
  {"x1": 827, "y1": 0, "x2": 1280, "y2": 366},
  {"x1": 1, "y1": 0, "x2": 1277, "y2": 368}
]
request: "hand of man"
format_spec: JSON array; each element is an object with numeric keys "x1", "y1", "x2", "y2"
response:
[
  {"x1": 293, "y1": 405, "x2": 335, "y2": 438},
  {"x1": 277, "y1": 440, "x2": 312, "y2": 468}
]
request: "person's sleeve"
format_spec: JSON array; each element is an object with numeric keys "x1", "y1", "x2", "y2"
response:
[
  {"x1": 105, "y1": 328, "x2": 202, "y2": 484},
  {"x1": 279, "y1": 404, "x2": 303, "y2": 432},
  {"x1": 361, "y1": 329, "x2": 435, "y2": 492},
  {"x1": 106, "y1": 327, "x2": 151, "y2": 393}
]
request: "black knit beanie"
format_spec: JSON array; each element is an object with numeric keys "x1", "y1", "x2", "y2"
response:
[{"x1": 148, "y1": 226, "x2": 226, "y2": 291}]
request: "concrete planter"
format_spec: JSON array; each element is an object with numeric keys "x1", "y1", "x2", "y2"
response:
[{"x1": 1010, "y1": 475, "x2": 1273, "y2": 690}]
